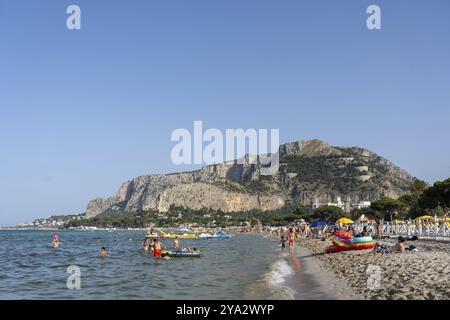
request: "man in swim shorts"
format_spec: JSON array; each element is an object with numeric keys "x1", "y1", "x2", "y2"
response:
[{"x1": 153, "y1": 239, "x2": 162, "y2": 258}]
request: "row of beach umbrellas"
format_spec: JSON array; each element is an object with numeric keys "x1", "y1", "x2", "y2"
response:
[{"x1": 309, "y1": 218, "x2": 354, "y2": 228}]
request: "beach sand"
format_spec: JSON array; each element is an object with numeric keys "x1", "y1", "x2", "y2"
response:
[{"x1": 299, "y1": 238, "x2": 450, "y2": 300}]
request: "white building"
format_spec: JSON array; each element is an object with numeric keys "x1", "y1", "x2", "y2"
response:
[
  {"x1": 311, "y1": 197, "x2": 371, "y2": 213},
  {"x1": 351, "y1": 201, "x2": 371, "y2": 210}
]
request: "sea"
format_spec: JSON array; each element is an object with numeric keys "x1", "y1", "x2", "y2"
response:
[{"x1": 0, "y1": 230, "x2": 337, "y2": 299}]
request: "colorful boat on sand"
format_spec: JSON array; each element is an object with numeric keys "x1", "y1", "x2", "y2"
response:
[{"x1": 326, "y1": 235, "x2": 375, "y2": 253}]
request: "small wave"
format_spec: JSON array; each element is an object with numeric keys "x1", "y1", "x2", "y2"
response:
[
  {"x1": 264, "y1": 259, "x2": 296, "y2": 300},
  {"x1": 267, "y1": 259, "x2": 293, "y2": 285}
]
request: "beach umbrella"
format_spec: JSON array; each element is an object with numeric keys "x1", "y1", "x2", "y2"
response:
[
  {"x1": 416, "y1": 215, "x2": 433, "y2": 220},
  {"x1": 310, "y1": 221, "x2": 328, "y2": 228},
  {"x1": 336, "y1": 218, "x2": 353, "y2": 224}
]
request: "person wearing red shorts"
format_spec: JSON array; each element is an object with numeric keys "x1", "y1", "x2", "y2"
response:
[{"x1": 153, "y1": 239, "x2": 162, "y2": 258}]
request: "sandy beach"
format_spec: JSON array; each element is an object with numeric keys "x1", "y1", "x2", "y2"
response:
[{"x1": 298, "y1": 238, "x2": 450, "y2": 300}]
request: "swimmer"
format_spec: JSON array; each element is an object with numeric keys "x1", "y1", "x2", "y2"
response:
[
  {"x1": 100, "y1": 247, "x2": 108, "y2": 257},
  {"x1": 52, "y1": 234, "x2": 61, "y2": 248}
]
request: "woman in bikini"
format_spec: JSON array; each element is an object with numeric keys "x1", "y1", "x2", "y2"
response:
[{"x1": 288, "y1": 228, "x2": 296, "y2": 254}]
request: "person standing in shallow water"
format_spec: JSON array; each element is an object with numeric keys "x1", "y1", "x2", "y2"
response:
[
  {"x1": 174, "y1": 237, "x2": 180, "y2": 251},
  {"x1": 288, "y1": 228, "x2": 296, "y2": 254},
  {"x1": 52, "y1": 235, "x2": 60, "y2": 248},
  {"x1": 153, "y1": 239, "x2": 162, "y2": 258},
  {"x1": 280, "y1": 235, "x2": 286, "y2": 252}
]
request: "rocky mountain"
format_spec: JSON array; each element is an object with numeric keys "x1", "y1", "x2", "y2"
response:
[{"x1": 85, "y1": 140, "x2": 415, "y2": 218}]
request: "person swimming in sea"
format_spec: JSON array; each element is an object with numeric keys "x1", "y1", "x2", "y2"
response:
[
  {"x1": 100, "y1": 247, "x2": 108, "y2": 257},
  {"x1": 52, "y1": 234, "x2": 61, "y2": 248}
]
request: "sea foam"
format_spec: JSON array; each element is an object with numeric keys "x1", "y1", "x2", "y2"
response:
[{"x1": 265, "y1": 259, "x2": 296, "y2": 299}]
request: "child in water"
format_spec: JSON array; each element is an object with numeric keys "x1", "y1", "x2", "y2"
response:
[
  {"x1": 280, "y1": 235, "x2": 286, "y2": 252},
  {"x1": 52, "y1": 235, "x2": 60, "y2": 248}
]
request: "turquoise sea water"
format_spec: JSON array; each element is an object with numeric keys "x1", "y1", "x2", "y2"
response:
[{"x1": 0, "y1": 230, "x2": 284, "y2": 299}]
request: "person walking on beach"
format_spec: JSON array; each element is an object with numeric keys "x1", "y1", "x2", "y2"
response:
[
  {"x1": 280, "y1": 235, "x2": 287, "y2": 252},
  {"x1": 288, "y1": 228, "x2": 296, "y2": 254},
  {"x1": 375, "y1": 217, "x2": 384, "y2": 239}
]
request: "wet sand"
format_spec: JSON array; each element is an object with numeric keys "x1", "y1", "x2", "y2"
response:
[{"x1": 295, "y1": 245, "x2": 362, "y2": 299}]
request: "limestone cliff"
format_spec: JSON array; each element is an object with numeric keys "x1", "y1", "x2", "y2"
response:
[{"x1": 85, "y1": 139, "x2": 415, "y2": 218}]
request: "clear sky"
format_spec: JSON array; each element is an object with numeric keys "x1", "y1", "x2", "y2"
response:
[{"x1": 1, "y1": 0, "x2": 449, "y2": 226}]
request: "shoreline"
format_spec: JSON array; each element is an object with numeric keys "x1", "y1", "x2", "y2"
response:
[{"x1": 253, "y1": 233, "x2": 363, "y2": 300}]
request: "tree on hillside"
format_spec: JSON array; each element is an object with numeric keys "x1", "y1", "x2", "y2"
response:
[
  {"x1": 370, "y1": 198, "x2": 408, "y2": 221},
  {"x1": 397, "y1": 178, "x2": 430, "y2": 218},
  {"x1": 313, "y1": 205, "x2": 346, "y2": 222},
  {"x1": 409, "y1": 178, "x2": 429, "y2": 198},
  {"x1": 418, "y1": 178, "x2": 450, "y2": 215}
]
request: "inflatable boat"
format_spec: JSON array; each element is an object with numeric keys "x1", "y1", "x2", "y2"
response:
[
  {"x1": 161, "y1": 250, "x2": 201, "y2": 257},
  {"x1": 326, "y1": 235, "x2": 375, "y2": 253}
]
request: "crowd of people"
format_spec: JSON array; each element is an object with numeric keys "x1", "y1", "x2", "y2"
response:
[{"x1": 238, "y1": 220, "x2": 419, "y2": 255}]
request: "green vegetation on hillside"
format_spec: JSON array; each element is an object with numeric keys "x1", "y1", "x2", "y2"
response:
[{"x1": 66, "y1": 177, "x2": 449, "y2": 228}]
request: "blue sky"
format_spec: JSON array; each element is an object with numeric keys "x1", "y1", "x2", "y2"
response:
[{"x1": 1, "y1": 0, "x2": 449, "y2": 226}]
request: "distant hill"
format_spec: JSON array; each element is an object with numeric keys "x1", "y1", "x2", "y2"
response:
[{"x1": 85, "y1": 139, "x2": 415, "y2": 218}]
